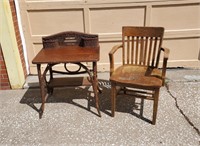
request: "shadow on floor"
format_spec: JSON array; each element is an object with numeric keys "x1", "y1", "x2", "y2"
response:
[{"x1": 20, "y1": 79, "x2": 152, "y2": 123}]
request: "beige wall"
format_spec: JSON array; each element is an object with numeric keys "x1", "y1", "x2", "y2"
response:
[{"x1": 18, "y1": 0, "x2": 200, "y2": 74}]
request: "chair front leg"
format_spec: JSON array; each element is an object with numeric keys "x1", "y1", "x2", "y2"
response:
[
  {"x1": 152, "y1": 88, "x2": 160, "y2": 125},
  {"x1": 111, "y1": 82, "x2": 117, "y2": 117}
]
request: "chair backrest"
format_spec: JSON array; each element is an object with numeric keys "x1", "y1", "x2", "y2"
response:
[
  {"x1": 122, "y1": 26, "x2": 164, "y2": 68},
  {"x1": 42, "y1": 31, "x2": 98, "y2": 48}
]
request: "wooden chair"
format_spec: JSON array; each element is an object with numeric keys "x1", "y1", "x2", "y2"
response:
[{"x1": 109, "y1": 26, "x2": 170, "y2": 124}]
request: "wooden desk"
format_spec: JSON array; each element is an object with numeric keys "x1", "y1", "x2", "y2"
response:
[{"x1": 32, "y1": 45, "x2": 101, "y2": 118}]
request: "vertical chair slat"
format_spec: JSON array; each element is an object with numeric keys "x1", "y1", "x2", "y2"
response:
[
  {"x1": 147, "y1": 37, "x2": 153, "y2": 66},
  {"x1": 135, "y1": 36, "x2": 139, "y2": 65},
  {"x1": 140, "y1": 36, "x2": 144, "y2": 65},
  {"x1": 127, "y1": 36, "x2": 130, "y2": 64},
  {"x1": 131, "y1": 36, "x2": 134, "y2": 64},
  {"x1": 143, "y1": 37, "x2": 148, "y2": 65},
  {"x1": 151, "y1": 37, "x2": 158, "y2": 67},
  {"x1": 155, "y1": 38, "x2": 162, "y2": 67},
  {"x1": 122, "y1": 35, "x2": 125, "y2": 65}
]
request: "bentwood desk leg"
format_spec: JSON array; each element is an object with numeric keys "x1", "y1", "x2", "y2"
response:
[
  {"x1": 92, "y1": 62, "x2": 101, "y2": 117},
  {"x1": 37, "y1": 64, "x2": 46, "y2": 118}
]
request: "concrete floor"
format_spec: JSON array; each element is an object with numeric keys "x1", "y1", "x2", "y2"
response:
[{"x1": 0, "y1": 68, "x2": 200, "y2": 145}]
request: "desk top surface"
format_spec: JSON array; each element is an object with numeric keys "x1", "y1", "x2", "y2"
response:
[{"x1": 32, "y1": 46, "x2": 99, "y2": 64}]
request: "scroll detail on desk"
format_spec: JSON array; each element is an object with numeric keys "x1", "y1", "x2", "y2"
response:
[{"x1": 42, "y1": 31, "x2": 99, "y2": 48}]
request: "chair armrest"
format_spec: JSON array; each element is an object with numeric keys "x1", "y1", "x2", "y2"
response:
[
  {"x1": 109, "y1": 44, "x2": 123, "y2": 76},
  {"x1": 161, "y1": 47, "x2": 170, "y2": 86},
  {"x1": 161, "y1": 47, "x2": 170, "y2": 59}
]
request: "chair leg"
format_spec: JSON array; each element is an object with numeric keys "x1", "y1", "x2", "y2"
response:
[
  {"x1": 152, "y1": 88, "x2": 160, "y2": 125},
  {"x1": 140, "y1": 98, "x2": 144, "y2": 117},
  {"x1": 111, "y1": 82, "x2": 116, "y2": 117}
]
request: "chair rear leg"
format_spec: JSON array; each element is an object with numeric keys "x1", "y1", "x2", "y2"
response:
[
  {"x1": 152, "y1": 88, "x2": 160, "y2": 125},
  {"x1": 111, "y1": 82, "x2": 116, "y2": 117}
]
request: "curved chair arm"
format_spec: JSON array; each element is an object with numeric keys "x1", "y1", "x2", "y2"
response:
[
  {"x1": 109, "y1": 44, "x2": 123, "y2": 76},
  {"x1": 161, "y1": 47, "x2": 170, "y2": 86}
]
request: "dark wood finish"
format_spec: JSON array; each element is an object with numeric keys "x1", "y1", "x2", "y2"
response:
[
  {"x1": 32, "y1": 46, "x2": 99, "y2": 64},
  {"x1": 109, "y1": 26, "x2": 170, "y2": 124},
  {"x1": 32, "y1": 31, "x2": 101, "y2": 118},
  {"x1": 42, "y1": 31, "x2": 99, "y2": 48}
]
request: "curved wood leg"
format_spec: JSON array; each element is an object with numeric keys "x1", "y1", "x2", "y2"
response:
[
  {"x1": 92, "y1": 80, "x2": 101, "y2": 117},
  {"x1": 92, "y1": 62, "x2": 101, "y2": 117},
  {"x1": 37, "y1": 64, "x2": 45, "y2": 118},
  {"x1": 37, "y1": 64, "x2": 50, "y2": 119}
]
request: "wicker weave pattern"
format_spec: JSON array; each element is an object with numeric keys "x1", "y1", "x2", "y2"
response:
[{"x1": 42, "y1": 31, "x2": 99, "y2": 48}]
